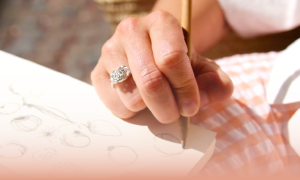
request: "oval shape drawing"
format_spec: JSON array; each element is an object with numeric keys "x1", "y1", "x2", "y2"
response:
[
  {"x1": 11, "y1": 115, "x2": 42, "y2": 132},
  {"x1": 0, "y1": 103, "x2": 21, "y2": 115},
  {"x1": 0, "y1": 141, "x2": 27, "y2": 159},
  {"x1": 108, "y1": 146, "x2": 138, "y2": 166},
  {"x1": 0, "y1": 93, "x2": 23, "y2": 114},
  {"x1": 33, "y1": 147, "x2": 58, "y2": 163},
  {"x1": 154, "y1": 133, "x2": 184, "y2": 157},
  {"x1": 85, "y1": 120, "x2": 122, "y2": 137},
  {"x1": 60, "y1": 132, "x2": 91, "y2": 148}
]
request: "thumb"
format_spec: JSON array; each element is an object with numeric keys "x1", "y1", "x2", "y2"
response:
[{"x1": 191, "y1": 53, "x2": 234, "y2": 108}]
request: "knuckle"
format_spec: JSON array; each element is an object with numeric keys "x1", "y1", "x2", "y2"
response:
[
  {"x1": 116, "y1": 17, "x2": 140, "y2": 34},
  {"x1": 174, "y1": 77, "x2": 195, "y2": 91},
  {"x1": 140, "y1": 68, "x2": 166, "y2": 97},
  {"x1": 101, "y1": 40, "x2": 117, "y2": 55},
  {"x1": 149, "y1": 10, "x2": 173, "y2": 23},
  {"x1": 148, "y1": 10, "x2": 180, "y2": 27},
  {"x1": 158, "y1": 51, "x2": 187, "y2": 69}
]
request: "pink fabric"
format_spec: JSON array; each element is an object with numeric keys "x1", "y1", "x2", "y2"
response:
[{"x1": 192, "y1": 52, "x2": 300, "y2": 176}]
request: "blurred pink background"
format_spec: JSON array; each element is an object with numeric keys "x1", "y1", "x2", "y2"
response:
[
  {"x1": 1, "y1": 0, "x2": 299, "y2": 84},
  {"x1": 0, "y1": 0, "x2": 112, "y2": 83}
]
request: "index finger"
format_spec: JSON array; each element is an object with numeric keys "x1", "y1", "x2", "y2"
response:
[
  {"x1": 147, "y1": 11, "x2": 200, "y2": 117},
  {"x1": 116, "y1": 16, "x2": 180, "y2": 124}
]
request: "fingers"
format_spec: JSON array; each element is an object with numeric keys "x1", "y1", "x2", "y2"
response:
[
  {"x1": 92, "y1": 10, "x2": 233, "y2": 124},
  {"x1": 116, "y1": 15, "x2": 180, "y2": 123},
  {"x1": 147, "y1": 11, "x2": 200, "y2": 117},
  {"x1": 91, "y1": 60, "x2": 137, "y2": 119},
  {"x1": 191, "y1": 54, "x2": 234, "y2": 107},
  {"x1": 101, "y1": 38, "x2": 146, "y2": 113}
]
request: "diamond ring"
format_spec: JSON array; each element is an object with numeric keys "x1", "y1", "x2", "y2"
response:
[{"x1": 110, "y1": 66, "x2": 131, "y2": 88}]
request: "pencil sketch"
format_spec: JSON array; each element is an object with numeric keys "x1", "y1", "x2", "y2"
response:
[
  {"x1": 32, "y1": 147, "x2": 58, "y2": 163},
  {"x1": 39, "y1": 124, "x2": 90, "y2": 148},
  {"x1": 60, "y1": 130, "x2": 91, "y2": 148},
  {"x1": 154, "y1": 133, "x2": 184, "y2": 157},
  {"x1": 25, "y1": 104, "x2": 73, "y2": 123},
  {"x1": 11, "y1": 115, "x2": 42, "y2": 132},
  {"x1": 83, "y1": 120, "x2": 122, "y2": 137},
  {"x1": 0, "y1": 102, "x2": 21, "y2": 115},
  {"x1": 39, "y1": 126, "x2": 60, "y2": 143},
  {"x1": 0, "y1": 141, "x2": 27, "y2": 159},
  {"x1": 9, "y1": 81, "x2": 43, "y2": 98},
  {"x1": 107, "y1": 146, "x2": 138, "y2": 166},
  {"x1": 6, "y1": 83, "x2": 74, "y2": 123},
  {"x1": 7, "y1": 83, "x2": 21, "y2": 96}
]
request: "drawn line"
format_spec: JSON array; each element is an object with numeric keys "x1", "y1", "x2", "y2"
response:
[
  {"x1": 7, "y1": 83, "x2": 74, "y2": 123},
  {"x1": 107, "y1": 146, "x2": 138, "y2": 166},
  {"x1": 60, "y1": 130, "x2": 91, "y2": 148},
  {"x1": 84, "y1": 120, "x2": 122, "y2": 137},
  {"x1": 154, "y1": 133, "x2": 184, "y2": 157},
  {"x1": 7, "y1": 83, "x2": 21, "y2": 97},
  {"x1": 26, "y1": 104, "x2": 73, "y2": 123},
  {"x1": 11, "y1": 115, "x2": 42, "y2": 132},
  {"x1": 0, "y1": 103, "x2": 21, "y2": 115},
  {"x1": 32, "y1": 147, "x2": 58, "y2": 163},
  {"x1": 39, "y1": 126, "x2": 60, "y2": 143},
  {"x1": 0, "y1": 141, "x2": 27, "y2": 159}
]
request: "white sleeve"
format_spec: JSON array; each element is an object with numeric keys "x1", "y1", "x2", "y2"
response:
[{"x1": 217, "y1": 0, "x2": 300, "y2": 38}]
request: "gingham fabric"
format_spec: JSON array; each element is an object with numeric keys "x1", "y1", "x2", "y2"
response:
[{"x1": 193, "y1": 52, "x2": 300, "y2": 176}]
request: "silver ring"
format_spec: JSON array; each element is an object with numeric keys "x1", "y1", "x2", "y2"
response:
[{"x1": 110, "y1": 66, "x2": 131, "y2": 88}]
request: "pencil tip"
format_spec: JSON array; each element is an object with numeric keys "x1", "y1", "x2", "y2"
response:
[{"x1": 181, "y1": 141, "x2": 186, "y2": 149}]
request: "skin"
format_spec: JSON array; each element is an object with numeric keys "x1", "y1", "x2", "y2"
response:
[
  {"x1": 91, "y1": 0, "x2": 233, "y2": 124},
  {"x1": 153, "y1": 0, "x2": 231, "y2": 53}
]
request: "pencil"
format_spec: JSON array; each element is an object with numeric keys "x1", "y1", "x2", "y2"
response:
[{"x1": 179, "y1": 0, "x2": 192, "y2": 149}]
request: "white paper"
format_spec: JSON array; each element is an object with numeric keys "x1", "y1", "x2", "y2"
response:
[
  {"x1": 266, "y1": 38, "x2": 300, "y2": 157},
  {"x1": 267, "y1": 38, "x2": 300, "y2": 104},
  {"x1": 0, "y1": 51, "x2": 216, "y2": 179}
]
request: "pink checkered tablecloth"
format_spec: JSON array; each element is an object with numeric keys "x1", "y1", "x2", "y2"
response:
[{"x1": 192, "y1": 52, "x2": 300, "y2": 176}]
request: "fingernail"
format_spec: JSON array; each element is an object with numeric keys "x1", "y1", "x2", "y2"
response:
[
  {"x1": 180, "y1": 100, "x2": 198, "y2": 116},
  {"x1": 199, "y1": 90, "x2": 209, "y2": 107}
]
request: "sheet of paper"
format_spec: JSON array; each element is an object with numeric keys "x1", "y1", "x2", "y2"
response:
[
  {"x1": 266, "y1": 38, "x2": 300, "y2": 104},
  {"x1": 266, "y1": 38, "x2": 300, "y2": 157},
  {"x1": 114, "y1": 139, "x2": 216, "y2": 179},
  {"x1": 0, "y1": 51, "x2": 216, "y2": 179}
]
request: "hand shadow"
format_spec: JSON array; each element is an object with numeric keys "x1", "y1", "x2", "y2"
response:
[{"x1": 124, "y1": 108, "x2": 216, "y2": 154}]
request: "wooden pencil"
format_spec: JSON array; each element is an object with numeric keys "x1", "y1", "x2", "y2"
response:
[{"x1": 179, "y1": 0, "x2": 192, "y2": 149}]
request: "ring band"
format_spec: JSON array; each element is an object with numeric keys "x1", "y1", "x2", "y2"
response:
[{"x1": 110, "y1": 66, "x2": 131, "y2": 88}]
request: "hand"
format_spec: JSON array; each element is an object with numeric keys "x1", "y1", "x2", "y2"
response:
[{"x1": 91, "y1": 11, "x2": 233, "y2": 124}]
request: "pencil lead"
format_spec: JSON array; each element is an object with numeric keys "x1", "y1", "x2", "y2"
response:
[{"x1": 181, "y1": 140, "x2": 186, "y2": 149}]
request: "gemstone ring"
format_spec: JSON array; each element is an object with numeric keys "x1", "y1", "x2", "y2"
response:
[{"x1": 110, "y1": 66, "x2": 131, "y2": 88}]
